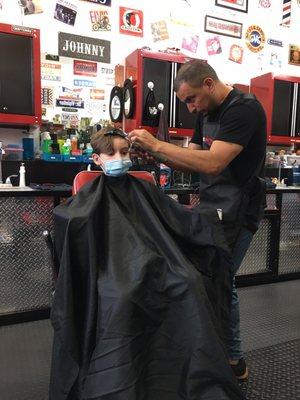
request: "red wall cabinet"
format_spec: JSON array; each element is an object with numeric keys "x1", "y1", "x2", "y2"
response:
[
  {"x1": 124, "y1": 49, "x2": 200, "y2": 137},
  {"x1": 250, "y1": 72, "x2": 300, "y2": 145},
  {"x1": 0, "y1": 23, "x2": 41, "y2": 126}
]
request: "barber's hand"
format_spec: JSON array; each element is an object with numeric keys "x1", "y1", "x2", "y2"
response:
[{"x1": 128, "y1": 129, "x2": 159, "y2": 153}]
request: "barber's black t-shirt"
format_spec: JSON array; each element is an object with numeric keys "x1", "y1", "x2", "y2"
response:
[{"x1": 191, "y1": 88, "x2": 267, "y2": 186}]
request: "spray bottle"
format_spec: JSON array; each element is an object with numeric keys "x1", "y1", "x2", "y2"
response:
[{"x1": 19, "y1": 163, "x2": 26, "y2": 187}]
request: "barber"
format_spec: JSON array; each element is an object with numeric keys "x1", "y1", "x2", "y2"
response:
[{"x1": 129, "y1": 60, "x2": 267, "y2": 381}]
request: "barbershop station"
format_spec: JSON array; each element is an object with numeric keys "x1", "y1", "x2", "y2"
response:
[{"x1": 0, "y1": 1, "x2": 299, "y2": 399}]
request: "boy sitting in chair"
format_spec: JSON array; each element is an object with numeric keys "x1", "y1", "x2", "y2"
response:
[{"x1": 50, "y1": 127, "x2": 243, "y2": 400}]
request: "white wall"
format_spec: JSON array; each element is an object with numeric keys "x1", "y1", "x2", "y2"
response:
[{"x1": 0, "y1": 0, "x2": 300, "y2": 144}]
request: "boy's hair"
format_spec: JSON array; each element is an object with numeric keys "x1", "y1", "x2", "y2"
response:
[
  {"x1": 174, "y1": 60, "x2": 219, "y2": 92},
  {"x1": 90, "y1": 126, "x2": 128, "y2": 154}
]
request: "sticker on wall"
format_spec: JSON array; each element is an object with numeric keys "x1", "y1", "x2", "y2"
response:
[
  {"x1": 19, "y1": 0, "x2": 43, "y2": 15},
  {"x1": 119, "y1": 7, "x2": 143, "y2": 37},
  {"x1": 54, "y1": 0, "x2": 77, "y2": 26},
  {"x1": 45, "y1": 54, "x2": 60, "y2": 62},
  {"x1": 267, "y1": 38, "x2": 283, "y2": 47},
  {"x1": 100, "y1": 66, "x2": 114, "y2": 74},
  {"x1": 215, "y1": 0, "x2": 248, "y2": 13},
  {"x1": 74, "y1": 79, "x2": 96, "y2": 87},
  {"x1": 56, "y1": 99, "x2": 84, "y2": 108},
  {"x1": 206, "y1": 36, "x2": 222, "y2": 55},
  {"x1": 288, "y1": 44, "x2": 300, "y2": 66},
  {"x1": 281, "y1": 0, "x2": 291, "y2": 26},
  {"x1": 58, "y1": 32, "x2": 111, "y2": 63},
  {"x1": 270, "y1": 52, "x2": 282, "y2": 68},
  {"x1": 62, "y1": 107, "x2": 78, "y2": 113},
  {"x1": 245, "y1": 25, "x2": 265, "y2": 52},
  {"x1": 90, "y1": 89, "x2": 105, "y2": 100},
  {"x1": 80, "y1": 0, "x2": 111, "y2": 5},
  {"x1": 73, "y1": 60, "x2": 97, "y2": 77},
  {"x1": 61, "y1": 113, "x2": 79, "y2": 127},
  {"x1": 182, "y1": 34, "x2": 199, "y2": 53},
  {"x1": 151, "y1": 21, "x2": 169, "y2": 42},
  {"x1": 229, "y1": 44, "x2": 244, "y2": 63},
  {"x1": 41, "y1": 87, "x2": 54, "y2": 106},
  {"x1": 90, "y1": 8, "x2": 111, "y2": 31},
  {"x1": 41, "y1": 62, "x2": 62, "y2": 81},
  {"x1": 60, "y1": 86, "x2": 83, "y2": 99},
  {"x1": 258, "y1": 0, "x2": 271, "y2": 8},
  {"x1": 204, "y1": 15, "x2": 243, "y2": 38}
]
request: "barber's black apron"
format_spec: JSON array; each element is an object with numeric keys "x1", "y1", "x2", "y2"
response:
[{"x1": 196, "y1": 94, "x2": 257, "y2": 249}]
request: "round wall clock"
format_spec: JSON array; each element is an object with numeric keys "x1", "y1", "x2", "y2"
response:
[{"x1": 109, "y1": 86, "x2": 123, "y2": 122}]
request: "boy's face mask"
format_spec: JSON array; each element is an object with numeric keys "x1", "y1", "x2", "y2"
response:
[{"x1": 101, "y1": 157, "x2": 132, "y2": 177}]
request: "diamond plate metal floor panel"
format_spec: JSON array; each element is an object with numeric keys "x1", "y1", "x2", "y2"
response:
[
  {"x1": 239, "y1": 339, "x2": 300, "y2": 400},
  {"x1": 238, "y1": 280, "x2": 300, "y2": 352},
  {"x1": 0, "y1": 319, "x2": 52, "y2": 400}
]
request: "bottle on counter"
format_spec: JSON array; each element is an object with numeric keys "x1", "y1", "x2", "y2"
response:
[
  {"x1": 61, "y1": 138, "x2": 71, "y2": 155},
  {"x1": 70, "y1": 135, "x2": 78, "y2": 155},
  {"x1": 19, "y1": 163, "x2": 26, "y2": 187}
]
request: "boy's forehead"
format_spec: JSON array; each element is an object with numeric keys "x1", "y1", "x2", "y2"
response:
[{"x1": 111, "y1": 136, "x2": 129, "y2": 150}]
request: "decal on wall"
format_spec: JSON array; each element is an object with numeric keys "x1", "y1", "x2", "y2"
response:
[
  {"x1": 41, "y1": 87, "x2": 54, "y2": 106},
  {"x1": 90, "y1": 89, "x2": 105, "y2": 100},
  {"x1": 73, "y1": 60, "x2": 97, "y2": 77},
  {"x1": 206, "y1": 36, "x2": 222, "y2": 55},
  {"x1": 90, "y1": 8, "x2": 111, "y2": 31},
  {"x1": 56, "y1": 99, "x2": 84, "y2": 108},
  {"x1": 74, "y1": 79, "x2": 96, "y2": 87},
  {"x1": 182, "y1": 33, "x2": 199, "y2": 53},
  {"x1": 215, "y1": 0, "x2": 248, "y2": 13},
  {"x1": 204, "y1": 15, "x2": 243, "y2": 38},
  {"x1": 245, "y1": 25, "x2": 265, "y2": 52},
  {"x1": 270, "y1": 52, "x2": 282, "y2": 68},
  {"x1": 119, "y1": 7, "x2": 143, "y2": 37},
  {"x1": 58, "y1": 32, "x2": 111, "y2": 63},
  {"x1": 267, "y1": 38, "x2": 283, "y2": 47},
  {"x1": 19, "y1": 0, "x2": 43, "y2": 15},
  {"x1": 45, "y1": 54, "x2": 60, "y2": 62},
  {"x1": 61, "y1": 113, "x2": 79, "y2": 127},
  {"x1": 281, "y1": 0, "x2": 291, "y2": 26},
  {"x1": 288, "y1": 44, "x2": 300, "y2": 65},
  {"x1": 54, "y1": 0, "x2": 77, "y2": 26},
  {"x1": 229, "y1": 44, "x2": 244, "y2": 63},
  {"x1": 259, "y1": 0, "x2": 271, "y2": 7},
  {"x1": 151, "y1": 21, "x2": 169, "y2": 42},
  {"x1": 41, "y1": 62, "x2": 62, "y2": 81},
  {"x1": 80, "y1": 0, "x2": 111, "y2": 5}
]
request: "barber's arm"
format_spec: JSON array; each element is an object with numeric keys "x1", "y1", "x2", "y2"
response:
[{"x1": 128, "y1": 129, "x2": 243, "y2": 175}]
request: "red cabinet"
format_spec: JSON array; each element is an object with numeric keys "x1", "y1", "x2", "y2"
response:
[
  {"x1": 250, "y1": 72, "x2": 300, "y2": 145},
  {"x1": 124, "y1": 49, "x2": 201, "y2": 137},
  {"x1": 0, "y1": 23, "x2": 41, "y2": 126}
]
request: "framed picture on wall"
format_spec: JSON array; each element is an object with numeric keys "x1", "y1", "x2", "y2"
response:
[
  {"x1": 204, "y1": 15, "x2": 243, "y2": 39},
  {"x1": 215, "y1": 0, "x2": 248, "y2": 13}
]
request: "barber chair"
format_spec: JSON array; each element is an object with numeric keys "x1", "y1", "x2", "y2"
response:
[{"x1": 44, "y1": 170, "x2": 157, "y2": 289}]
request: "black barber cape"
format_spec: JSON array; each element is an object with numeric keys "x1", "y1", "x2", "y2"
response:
[{"x1": 50, "y1": 174, "x2": 244, "y2": 400}]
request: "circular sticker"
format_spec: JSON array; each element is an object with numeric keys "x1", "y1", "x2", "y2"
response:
[{"x1": 245, "y1": 25, "x2": 265, "y2": 53}]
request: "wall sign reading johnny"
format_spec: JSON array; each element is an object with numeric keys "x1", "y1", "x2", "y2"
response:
[{"x1": 58, "y1": 32, "x2": 110, "y2": 63}]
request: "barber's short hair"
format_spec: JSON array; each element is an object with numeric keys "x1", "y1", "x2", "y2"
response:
[
  {"x1": 174, "y1": 60, "x2": 219, "y2": 92},
  {"x1": 90, "y1": 126, "x2": 128, "y2": 155}
]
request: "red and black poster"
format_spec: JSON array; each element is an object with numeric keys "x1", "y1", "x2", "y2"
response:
[
  {"x1": 73, "y1": 60, "x2": 97, "y2": 76},
  {"x1": 119, "y1": 7, "x2": 143, "y2": 37}
]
